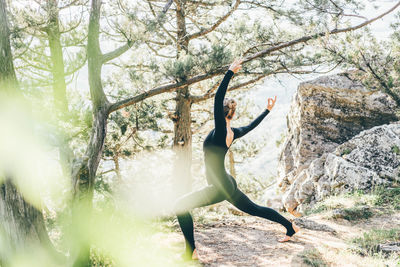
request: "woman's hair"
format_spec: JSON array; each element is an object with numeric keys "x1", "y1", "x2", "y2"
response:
[{"x1": 223, "y1": 98, "x2": 237, "y2": 119}]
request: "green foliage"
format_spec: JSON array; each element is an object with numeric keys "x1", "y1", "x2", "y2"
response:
[
  {"x1": 335, "y1": 206, "x2": 373, "y2": 221},
  {"x1": 305, "y1": 186, "x2": 400, "y2": 220},
  {"x1": 90, "y1": 247, "x2": 115, "y2": 267},
  {"x1": 299, "y1": 248, "x2": 328, "y2": 267},
  {"x1": 94, "y1": 174, "x2": 113, "y2": 195},
  {"x1": 392, "y1": 145, "x2": 400, "y2": 155},
  {"x1": 351, "y1": 229, "x2": 400, "y2": 256},
  {"x1": 103, "y1": 100, "x2": 165, "y2": 160},
  {"x1": 341, "y1": 148, "x2": 353, "y2": 156},
  {"x1": 165, "y1": 55, "x2": 195, "y2": 81},
  {"x1": 372, "y1": 186, "x2": 400, "y2": 210},
  {"x1": 323, "y1": 26, "x2": 400, "y2": 107},
  {"x1": 304, "y1": 205, "x2": 325, "y2": 216},
  {"x1": 197, "y1": 44, "x2": 232, "y2": 73}
]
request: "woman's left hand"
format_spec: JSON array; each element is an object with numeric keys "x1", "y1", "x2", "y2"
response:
[
  {"x1": 229, "y1": 59, "x2": 243, "y2": 74},
  {"x1": 267, "y1": 96, "x2": 277, "y2": 111}
]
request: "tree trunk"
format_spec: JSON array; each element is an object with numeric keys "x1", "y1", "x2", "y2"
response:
[
  {"x1": 46, "y1": 0, "x2": 69, "y2": 114},
  {"x1": 173, "y1": 86, "x2": 192, "y2": 195},
  {"x1": 44, "y1": 0, "x2": 75, "y2": 183},
  {"x1": 112, "y1": 152, "x2": 122, "y2": 182},
  {"x1": 70, "y1": 0, "x2": 110, "y2": 265},
  {"x1": 0, "y1": 180, "x2": 59, "y2": 264},
  {"x1": 0, "y1": 0, "x2": 59, "y2": 264},
  {"x1": 70, "y1": 92, "x2": 109, "y2": 267},
  {"x1": 72, "y1": 107, "x2": 109, "y2": 200},
  {"x1": 0, "y1": 0, "x2": 17, "y2": 92},
  {"x1": 173, "y1": 0, "x2": 193, "y2": 196}
]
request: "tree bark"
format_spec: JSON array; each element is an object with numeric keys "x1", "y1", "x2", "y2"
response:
[
  {"x1": 112, "y1": 152, "x2": 122, "y2": 182},
  {"x1": 71, "y1": 0, "x2": 109, "y2": 215},
  {"x1": 0, "y1": 0, "x2": 59, "y2": 264},
  {"x1": 173, "y1": 0, "x2": 193, "y2": 195},
  {"x1": 44, "y1": 0, "x2": 76, "y2": 186},
  {"x1": 70, "y1": 0, "x2": 110, "y2": 265},
  {"x1": 0, "y1": 180, "x2": 58, "y2": 264},
  {"x1": 173, "y1": 86, "x2": 193, "y2": 195},
  {"x1": 46, "y1": 0, "x2": 69, "y2": 114},
  {"x1": 0, "y1": 0, "x2": 17, "y2": 92}
]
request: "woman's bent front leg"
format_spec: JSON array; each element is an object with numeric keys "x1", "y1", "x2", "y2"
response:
[{"x1": 174, "y1": 185, "x2": 225, "y2": 258}]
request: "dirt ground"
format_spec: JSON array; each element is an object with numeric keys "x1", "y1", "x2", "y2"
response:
[{"x1": 162, "y1": 210, "x2": 400, "y2": 267}]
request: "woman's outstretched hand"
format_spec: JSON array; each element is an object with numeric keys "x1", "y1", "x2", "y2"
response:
[
  {"x1": 267, "y1": 96, "x2": 277, "y2": 111},
  {"x1": 229, "y1": 59, "x2": 243, "y2": 74}
]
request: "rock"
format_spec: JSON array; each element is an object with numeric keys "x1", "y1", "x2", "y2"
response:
[
  {"x1": 293, "y1": 218, "x2": 337, "y2": 234},
  {"x1": 378, "y1": 242, "x2": 400, "y2": 255},
  {"x1": 262, "y1": 184, "x2": 284, "y2": 210},
  {"x1": 289, "y1": 123, "x2": 400, "y2": 213},
  {"x1": 331, "y1": 209, "x2": 347, "y2": 219},
  {"x1": 278, "y1": 73, "x2": 400, "y2": 214}
]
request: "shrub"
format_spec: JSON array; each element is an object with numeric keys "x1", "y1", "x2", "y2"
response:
[
  {"x1": 299, "y1": 248, "x2": 328, "y2": 267},
  {"x1": 351, "y1": 229, "x2": 400, "y2": 256}
]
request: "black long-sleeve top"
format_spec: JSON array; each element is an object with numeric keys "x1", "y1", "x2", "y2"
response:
[{"x1": 203, "y1": 70, "x2": 270, "y2": 185}]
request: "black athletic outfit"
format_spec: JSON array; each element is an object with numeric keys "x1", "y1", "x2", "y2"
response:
[{"x1": 175, "y1": 70, "x2": 295, "y2": 257}]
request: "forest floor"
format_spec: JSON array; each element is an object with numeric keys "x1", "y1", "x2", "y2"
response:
[{"x1": 157, "y1": 206, "x2": 400, "y2": 267}]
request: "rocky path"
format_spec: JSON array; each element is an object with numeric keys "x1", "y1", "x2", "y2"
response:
[
  {"x1": 193, "y1": 216, "x2": 341, "y2": 267},
  {"x1": 162, "y1": 212, "x2": 400, "y2": 267}
]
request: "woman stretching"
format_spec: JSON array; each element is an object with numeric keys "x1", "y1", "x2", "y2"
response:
[{"x1": 174, "y1": 59, "x2": 299, "y2": 260}]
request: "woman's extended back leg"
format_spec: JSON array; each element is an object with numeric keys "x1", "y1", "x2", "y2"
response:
[{"x1": 228, "y1": 189, "x2": 295, "y2": 236}]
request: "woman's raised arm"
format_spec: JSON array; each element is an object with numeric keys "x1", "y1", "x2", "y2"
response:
[
  {"x1": 234, "y1": 96, "x2": 277, "y2": 139},
  {"x1": 214, "y1": 59, "x2": 242, "y2": 138}
]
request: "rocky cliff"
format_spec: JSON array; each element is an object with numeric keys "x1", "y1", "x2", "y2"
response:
[{"x1": 277, "y1": 73, "x2": 399, "y2": 215}]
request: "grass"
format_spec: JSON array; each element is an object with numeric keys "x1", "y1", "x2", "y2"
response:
[
  {"x1": 372, "y1": 186, "x2": 400, "y2": 210},
  {"x1": 305, "y1": 185, "x2": 400, "y2": 220},
  {"x1": 351, "y1": 228, "x2": 400, "y2": 257},
  {"x1": 299, "y1": 248, "x2": 328, "y2": 267},
  {"x1": 332, "y1": 206, "x2": 374, "y2": 221},
  {"x1": 317, "y1": 244, "x2": 400, "y2": 267},
  {"x1": 305, "y1": 190, "x2": 374, "y2": 217}
]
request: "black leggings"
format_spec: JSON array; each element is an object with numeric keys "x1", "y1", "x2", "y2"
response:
[{"x1": 175, "y1": 177, "x2": 295, "y2": 255}]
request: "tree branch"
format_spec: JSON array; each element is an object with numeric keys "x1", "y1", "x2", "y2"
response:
[
  {"x1": 65, "y1": 53, "x2": 88, "y2": 76},
  {"x1": 187, "y1": 0, "x2": 219, "y2": 7},
  {"x1": 360, "y1": 52, "x2": 400, "y2": 105},
  {"x1": 187, "y1": 0, "x2": 241, "y2": 40},
  {"x1": 162, "y1": 0, "x2": 174, "y2": 13},
  {"x1": 102, "y1": 0, "x2": 175, "y2": 64},
  {"x1": 191, "y1": 73, "x2": 269, "y2": 103},
  {"x1": 145, "y1": 41, "x2": 175, "y2": 58},
  {"x1": 243, "y1": 1, "x2": 400, "y2": 64},
  {"x1": 101, "y1": 42, "x2": 132, "y2": 64},
  {"x1": 109, "y1": 1, "x2": 400, "y2": 114},
  {"x1": 147, "y1": 0, "x2": 177, "y2": 42}
]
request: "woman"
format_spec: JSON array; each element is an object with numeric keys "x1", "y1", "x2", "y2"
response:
[{"x1": 175, "y1": 59, "x2": 299, "y2": 260}]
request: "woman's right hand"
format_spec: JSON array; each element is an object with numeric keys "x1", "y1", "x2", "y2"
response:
[
  {"x1": 229, "y1": 59, "x2": 243, "y2": 74},
  {"x1": 267, "y1": 96, "x2": 277, "y2": 111}
]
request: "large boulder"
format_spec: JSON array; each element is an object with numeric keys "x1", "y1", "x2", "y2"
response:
[
  {"x1": 277, "y1": 73, "x2": 399, "y2": 214},
  {"x1": 284, "y1": 123, "x2": 400, "y2": 213}
]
